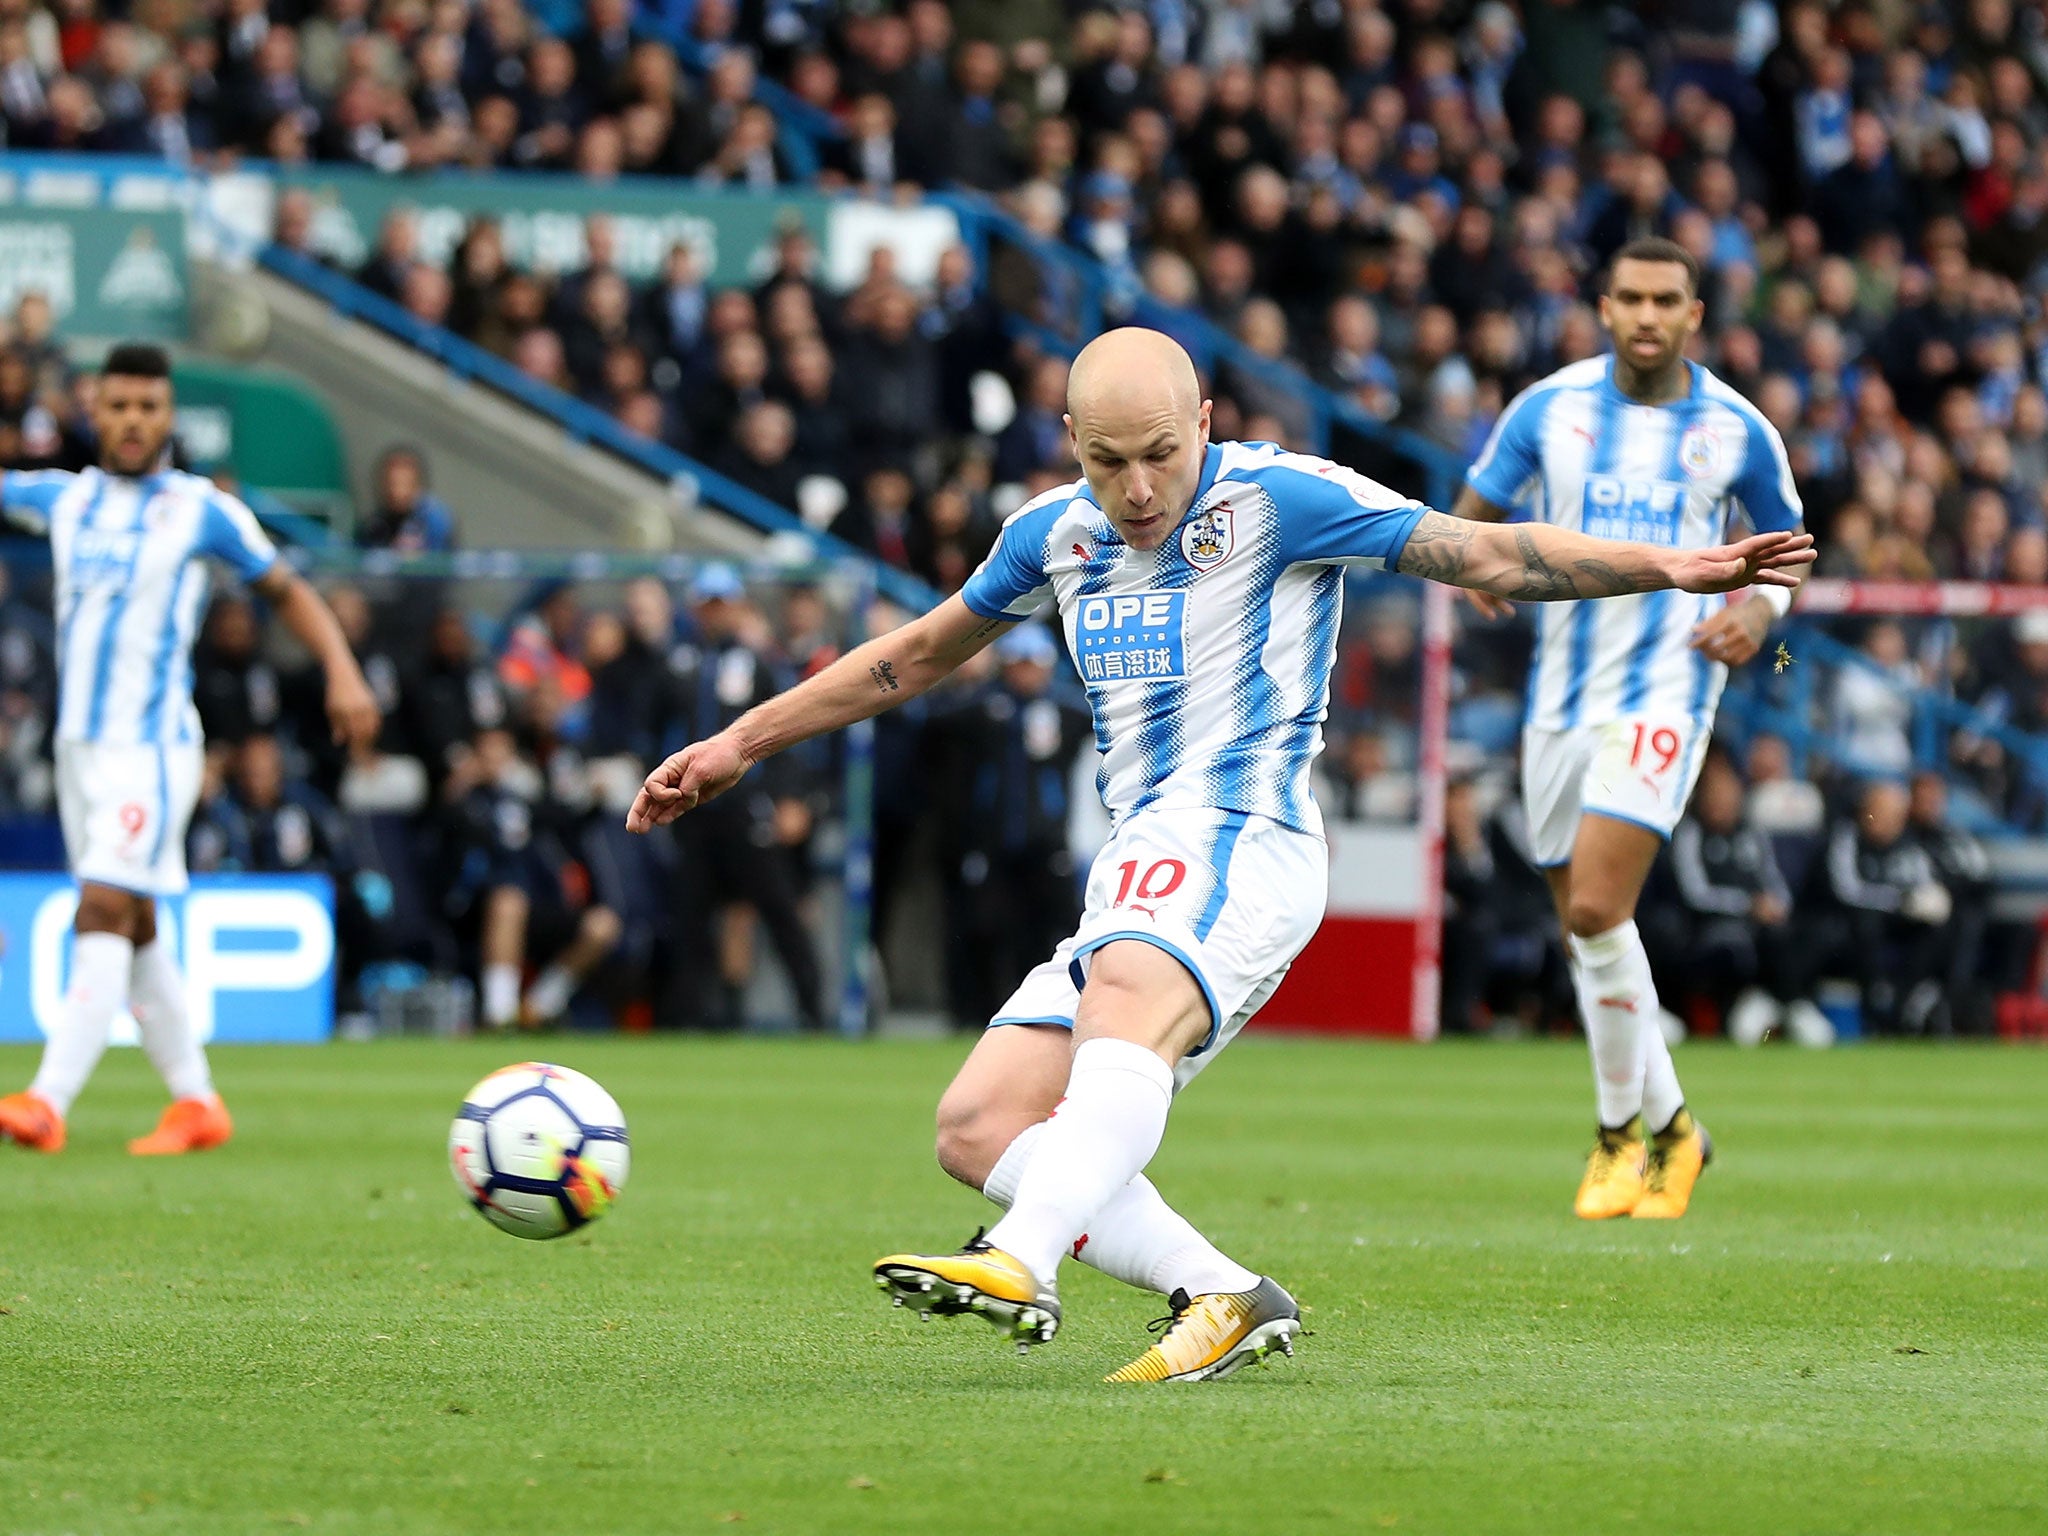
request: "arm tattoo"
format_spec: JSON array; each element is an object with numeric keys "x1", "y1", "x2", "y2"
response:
[
  {"x1": 962, "y1": 617, "x2": 1008, "y2": 644},
  {"x1": 1494, "y1": 527, "x2": 1637, "y2": 601},
  {"x1": 869, "y1": 660, "x2": 901, "y2": 693},
  {"x1": 1395, "y1": 513, "x2": 1476, "y2": 584},
  {"x1": 1397, "y1": 514, "x2": 1648, "y2": 599}
]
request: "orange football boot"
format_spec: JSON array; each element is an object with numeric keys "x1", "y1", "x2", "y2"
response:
[
  {"x1": 0, "y1": 1090, "x2": 66, "y2": 1152},
  {"x1": 129, "y1": 1094, "x2": 234, "y2": 1156}
]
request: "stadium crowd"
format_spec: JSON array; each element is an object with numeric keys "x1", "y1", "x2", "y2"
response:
[{"x1": 7, "y1": 1, "x2": 2048, "y2": 1033}]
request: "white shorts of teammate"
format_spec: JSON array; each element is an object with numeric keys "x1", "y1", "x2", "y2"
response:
[
  {"x1": 1523, "y1": 715, "x2": 1711, "y2": 867},
  {"x1": 56, "y1": 739, "x2": 205, "y2": 897},
  {"x1": 989, "y1": 806, "x2": 1328, "y2": 1091}
]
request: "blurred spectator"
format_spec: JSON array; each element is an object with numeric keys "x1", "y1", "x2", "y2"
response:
[
  {"x1": 714, "y1": 399, "x2": 802, "y2": 508},
  {"x1": 661, "y1": 564, "x2": 825, "y2": 1031},
  {"x1": 1646, "y1": 755, "x2": 1831, "y2": 1048},
  {"x1": 1815, "y1": 779, "x2": 1952, "y2": 1036},
  {"x1": 441, "y1": 723, "x2": 622, "y2": 1029},
  {"x1": 356, "y1": 445, "x2": 458, "y2": 552},
  {"x1": 1907, "y1": 770, "x2": 2005, "y2": 1035},
  {"x1": 404, "y1": 608, "x2": 510, "y2": 789},
  {"x1": 942, "y1": 624, "x2": 1087, "y2": 1026},
  {"x1": 193, "y1": 593, "x2": 283, "y2": 746}
]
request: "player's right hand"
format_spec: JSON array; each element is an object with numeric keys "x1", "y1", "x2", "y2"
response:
[
  {"x1": 626, "y1": 734, "x2": 755, "y2": 832},
  {"x1": 327, "y1": 671, "x2": 382, "y2": 750},
  {"x1": 1668, "y1": 531, "x2": 1815, "y2": 594}
]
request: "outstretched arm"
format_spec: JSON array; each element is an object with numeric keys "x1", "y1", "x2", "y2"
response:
[
  {"x1": 1395, "y1": 511, "x2": 1814, "y2": 599},
  {"x1": 627, "y1": 593, "x2": 1014, "y2": 832}
]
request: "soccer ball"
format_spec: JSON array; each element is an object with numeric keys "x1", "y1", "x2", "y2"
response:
[{"x1": 448, "y1": 1062, "x2": 630, "y2": 1240}]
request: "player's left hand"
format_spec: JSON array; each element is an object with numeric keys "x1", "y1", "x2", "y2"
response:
[
  {"x1": 1668, "y1": 531, "x2": 1814, "y2": 595},
  {"x1": 626, "y1": 734, "x2": 754, "y2": 832},
  {"x1": 326, "y1": 673, "x2": 382, "y2": 749},
  {"x1": 1689, "y1": 594, "x2": 1775, "y2": 667}
]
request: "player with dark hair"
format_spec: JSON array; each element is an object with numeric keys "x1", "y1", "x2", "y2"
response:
[
  {"x1": 0, "y1": 343, "x2": 379, "y2": 1155},
  {"x1": 1453, "y1": 237, "x2": 1811, "y2": 1219}
]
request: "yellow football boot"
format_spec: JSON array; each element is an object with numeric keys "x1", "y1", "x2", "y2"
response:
[
  {"x1": 873, "y1": 1228, "x2": 1061, "y2": 1352},
  {"x1": 1574, "y1": 1114, "x2": 1646, "y2": 1219},
  {"x1": 1633, "y1": 1108, "x2": 1713, "y2": 1219},
  {"x1": 1105, "y1": 1278, "x2": 1300, "y2": 1383}
]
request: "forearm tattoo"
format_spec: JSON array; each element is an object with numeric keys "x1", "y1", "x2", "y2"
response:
[
  {"x1": 1396, "y1": 514, "x2": 1478, "y2": 584},
  {"x1": 1494, "y1": 527, "x2": 1637, "y2": 600},
  {"x1": 869, "y1": 659, "x2": 901, "y2": 693},
  {"x1": 1398, "y1": 515, "x2": 1644, "y2": 600}
]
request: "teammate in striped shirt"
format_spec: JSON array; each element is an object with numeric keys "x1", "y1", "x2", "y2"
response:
[
  {"x1": 0, "y1": 344, "x2": 379, "y2": 1156},
  {"x1": 1457, "y1": 238, "x2": 1809, "y2": 1220},
  {"x1": 627, "y1": 327, "x2": 1809, "y2": 1380}
]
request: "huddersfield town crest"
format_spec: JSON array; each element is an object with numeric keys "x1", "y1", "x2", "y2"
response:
[
  {"x1": 1181, "y1": 502, "x2": 1235, "y2": 570},
  {"x1": 1678, "y1": 425, "x2": 1723, "y2": 479}
]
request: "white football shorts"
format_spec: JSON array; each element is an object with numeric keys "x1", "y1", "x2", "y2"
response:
[
  {"x1": 1523, "y1": 716, "x2": 1710, "y2": 868},
  {"x1": 56, "y1": 738, "x2": 205, "y2": 897},
  {"x1": 988, "y1": 805, "x2": 1328, "y2": 1090}
]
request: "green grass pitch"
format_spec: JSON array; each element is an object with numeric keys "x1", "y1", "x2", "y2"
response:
[{"x1": 4, "y1": 1036, "x2": 2045, "y2": 1536}]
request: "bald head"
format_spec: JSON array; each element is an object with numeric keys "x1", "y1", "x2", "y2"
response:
[
  {"x1": 1065, "y1": 327, "x2": 1202, "y2": 423},
  {"x1": 1064, "y1": 328, "x2": 1211, "y2": 549}
]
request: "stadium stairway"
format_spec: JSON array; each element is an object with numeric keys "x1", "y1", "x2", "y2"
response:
[
  {"x1": 243, "y1": 247, "x2": 939, "y2": 613},
  {"x1": 201, "y1": 256, "x2": 774, "y2": 560}
]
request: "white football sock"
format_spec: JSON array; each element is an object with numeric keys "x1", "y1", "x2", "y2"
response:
[
  {"x1": 30, "y1": 931, "x2": 134, "y2": 1115},
  {"x1": 1570, "y1": 920, "x2": 1657, "y2": 1129},
  {"x1": 523, "y1": 965, "x2": 575, "y2": 1022},
  {"x1": 985, "y1": 1037, "x2": 1174, "y2": 1285},
  {"x1": 982, "y1": 1120, "x2": 1258, "y2": 1296},
  {"x1": 130, "y1": 939, "x2": 213, "y2": 1102},
  {"x1": 481, "y1": 963, "x2": 520, "y2": 1027},
  {"x1": 1641, "y1": 1009, "x2": 1686, "y2": 1135}
]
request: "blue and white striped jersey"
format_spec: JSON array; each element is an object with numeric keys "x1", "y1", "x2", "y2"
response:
[
  {"x1": 2, "y1": 467, "x2": 279, "y2": 747},
  {"x1": 1466, "y1": 356, "x2": 1803, "y2": 735},
  {"x1": 961, "y1": 440, "x2": 1427, "y2": 837}
]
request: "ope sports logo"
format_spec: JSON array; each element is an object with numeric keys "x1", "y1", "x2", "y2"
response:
[
  {"x1": 1582, "y1": 475, "x2": 1686, "y2": 547},
  {"x1": 1073, "y1": 590, "x2": 1187, "y2": 684}
]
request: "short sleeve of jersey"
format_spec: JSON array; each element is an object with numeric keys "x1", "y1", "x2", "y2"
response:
[
  {"x1": 1265, "y1": 458, "x2": 1429, "y2": 569},
  {"x1": 1, "y1": 469, "x2": 72, "y2": 534},
  {"x1": 960, "y1": 501, "x2": 1059, "y2": 620},
  {"x1": 1465, "y1": 384, "x2": 1548, "y2": 509},
  {"x1": 1731, "y1": 409, "x2": 1803, "y2": 533},
  {"x1": 197, "y1": 490, "x2": 281, "y2": 583}
]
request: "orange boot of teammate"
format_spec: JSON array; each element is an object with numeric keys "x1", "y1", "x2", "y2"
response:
[
  {"x1": 0, "y1": 1090, "x2": 66, "y2": 1152},
  {"x1": 129, "y1": 1094, "x2": 233, "y2": 1156}
]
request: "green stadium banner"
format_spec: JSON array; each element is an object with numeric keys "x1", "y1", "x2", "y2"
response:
[
  {"x1": 275, "y1": 168, "x2": 831, "y2": 287},
  {"x1": 0, "y1": 205, "x2": 188, "y2": 339}
]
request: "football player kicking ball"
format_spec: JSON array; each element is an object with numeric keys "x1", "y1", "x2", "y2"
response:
[
  {"x1": 1455, "y1": 237, "x2": 1810, "y2": 1220},
  {"x1": 629, "y1": 327, "x2": 1810, "y2": 1380},
  {"x1": 0, "y1": 344, "x2": 379, "y2": 1155}
]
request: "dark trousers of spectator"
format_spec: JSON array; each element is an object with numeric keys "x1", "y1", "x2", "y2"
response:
[
  {"x1": 948, "y1": 847, "x2": 1081, "y2": 1028},
  {"x1": 1440, "y1": 908, "x2": 1496, "y2": 1034},
  {"x1": 663, "y1": 806, "x2": 826, "y2": 1031},
  {"x1": 1932, "y1": 901, "x2": 2029, "y2": 1036},
  {"x1": 1444, "y1": 916, "x2": 1574, "y2": 1032},
  {"x1": 1815, "y1": 910, "x2": 1948, "y2": 1036},
  {"x1": 1644, "y1": 913, "x2": 1814, "y2": 1021}
]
